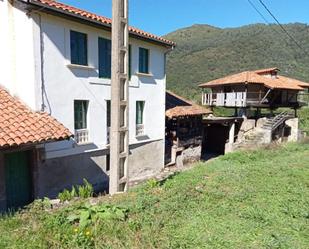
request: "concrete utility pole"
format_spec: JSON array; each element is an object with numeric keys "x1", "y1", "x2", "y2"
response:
[{"x1": 110, "y1": 0, "x2": 129, "y2": 194}]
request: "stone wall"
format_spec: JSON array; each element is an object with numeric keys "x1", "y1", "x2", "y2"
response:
[
  {"x1": 236, "y1": 118, "x2": 256, "y2": 143},
  {"x1": 38, "y1": 139, "x2": 164, "y2": 198},
  {"x1": 37, "y1": 149, "x2": 110, "y2": 198},
  {"x1": 0, "y1": 139, "x2": 164, "y2": 210},
  {"x1": 129, "y1": 139, "x2": 164, "y2": 182},
  {"x1": 285, "y1": 118, "x2": 299, "y2": 142}
]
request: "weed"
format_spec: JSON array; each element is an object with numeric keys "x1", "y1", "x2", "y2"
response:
[{"x1": 58, "y1": 179, "x2": 94, "y2": 202}]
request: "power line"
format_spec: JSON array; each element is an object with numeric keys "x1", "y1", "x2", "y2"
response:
[
  {"x1": 247, "y1": 0, "x2": 270, "y2": 25},
  {"x1": 258, "y1": 0, "x2": 304, "y2": 51},
  {"x1": 247, "y1": 0, "x2": 299, "y2": 56}
]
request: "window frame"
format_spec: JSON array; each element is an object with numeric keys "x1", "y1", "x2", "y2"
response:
[
  {"x1": 136, "y1": 101, "x2": 145, "y2": 125},
  {"x1": 70, "y1": 30, "x2": 88, "y2": 66},
  {"x1": 138, "y1": 47, "x2": 149, "y2": 74},
  {"x1": 98, "y1": 37, "x2": 112, "y2": 79},
  {"x1": 74, "y1": 100, "x2": 89, "y2": 130}
]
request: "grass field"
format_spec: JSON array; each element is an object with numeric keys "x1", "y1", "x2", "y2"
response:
[{"x1": 0, "y1": 142, "x2": 308, "y2": 249}]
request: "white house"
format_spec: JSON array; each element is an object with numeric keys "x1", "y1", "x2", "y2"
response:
[{"x1": 0, "y1": 0, "x2": 175, "y2": 203}]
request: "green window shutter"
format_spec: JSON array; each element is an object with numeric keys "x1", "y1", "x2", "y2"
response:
[
  {"x1": 70, "y1": 30, "x2": 88, "y2": 66},
  {"x1": 98, "y1": 37, "x2": 112, "y2": 78},
  {"x1": 136, "y1": 101, "x2": 145, "y2": 125},
  {"x1": 106, "y1": 100, "x2": 111, "y2": 127},
  {"x1": 139, "y1": 47, "x2": 149, "y2": 74},
  {"x1": 74, "y1": 100, "x2": 88, "y2": 129},
  {"x1": 129, "y1": 45, "x2": 132, "y2": 79}
]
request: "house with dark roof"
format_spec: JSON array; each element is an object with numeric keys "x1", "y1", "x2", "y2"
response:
[
  {"x1": 165, "y1": 91, "x2": 212, "y2": 166},
  {"x1": 0, "y1": 0, "x2": 175, "y2": 209}
]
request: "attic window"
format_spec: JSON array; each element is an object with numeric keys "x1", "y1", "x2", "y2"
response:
[{"x1": 271, "y1": 72, "x2": 278, "y2": 79}]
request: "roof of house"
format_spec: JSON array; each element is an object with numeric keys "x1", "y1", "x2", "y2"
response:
[
  {"x1": 199, "y1": 68, "x2": 309, "y2": 91},
  {"x1": 254, "y1": 67, "x2": 279, "y2": 74},
  {"x1": 26, "y1": 0, "x2": 175, "y2": 47},
  {"x1": 166, "y1": 91, "x2": 212, "y2": 119},
  {"x1": 0, "y1": 87, "x2": 72, "y2": 148}
]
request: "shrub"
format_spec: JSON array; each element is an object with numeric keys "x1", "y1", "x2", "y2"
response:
[
  {"x1": 146, "y1": 178, "x2": 160, "y2": 189},
  {"x1": 58, "y1": 189, "x2": 73, "y2": 202},
  {"x1": 58, "y1": 179, "x2": 94, "y2": 202},
  {"x1": 78, "y1": 179, "x2": 94, "y2": 198}
]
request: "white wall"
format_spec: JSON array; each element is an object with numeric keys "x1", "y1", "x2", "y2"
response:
[
  {"x1": 0, "y1": 0, "x2": 38, "y2": 109},
  {"x1": 35, "y1": 14, "x2": 168, "y2": 159}
]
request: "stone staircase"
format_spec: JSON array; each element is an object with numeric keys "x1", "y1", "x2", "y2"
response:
[
  {"x1": 261, "y1": 111, "x2": 294, "y2": 131},
  {"x1": 233, "y1": 111, "x2": 294, "y2": 151},
  {"x1": 233, "y1": 128, "x2": 268, "y2": 150}
]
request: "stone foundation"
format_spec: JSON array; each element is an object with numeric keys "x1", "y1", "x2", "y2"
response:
[
  {"x1": 285, "y1": 118, "x2": 299, "y2": 142},
  {"x1": 0, "y1": 139, "x2": 164, "y2": 210},
  {"x1": 128, "y1": 139, "x2": 164, "y2": 182},
  {"x1": 181, "y1": 145, "x2": 202, "y2": 164},
  {"x1": 39, "y1": 139, "x2": 164, "y2": 198},
  {"x1": 37, "y1": 149, "x2": 110, "y2": 198}
]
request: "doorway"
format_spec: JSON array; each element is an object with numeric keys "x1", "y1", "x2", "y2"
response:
[
  {"x1": 202, "y1": 124, "x2": 230, "y2": 155},
  {"x1": 4, "y1": 151, "x2": 33, "y2": 209}
]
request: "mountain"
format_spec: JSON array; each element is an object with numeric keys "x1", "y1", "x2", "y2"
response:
[{"x1": 164, "y1": 23, "x2": 309, "y2": 102}]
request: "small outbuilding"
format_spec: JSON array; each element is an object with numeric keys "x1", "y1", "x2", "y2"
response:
[
  {"x1": 165, "y1": 91, "x2": 212, "y2": 166},
  {"x1": 0, "y1": 87, "x2": 72, "y2": 210},
  {"x1": 199, "y1": 68, "x2": 309, "y2": 152}
]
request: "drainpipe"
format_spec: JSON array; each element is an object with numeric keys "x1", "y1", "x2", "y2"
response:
[
  {"x1": 163, "y1": 46, "x2": 174, "y2": 168},
  {"x1": 8, "y1": 0, "x2": 17, "y2": 95},
  {"x1": 38, "y1": 13, "x2": 47, "y2": 112}
]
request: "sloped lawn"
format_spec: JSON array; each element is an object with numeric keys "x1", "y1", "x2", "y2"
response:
[{"x1": 0, "y1": 142, "x2": 308, "y2": 249}]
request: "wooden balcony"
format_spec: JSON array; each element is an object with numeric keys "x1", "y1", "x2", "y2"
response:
[
  {"x1": 202, "y1": 91, "x2": 303, "y2": 108},
  {"x1": 202, "y1": 92, "x2": 247, "y2": 107}
]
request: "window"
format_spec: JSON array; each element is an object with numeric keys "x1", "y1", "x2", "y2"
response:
[
  {"x1": 98, "y1": 37, "x2": 111, "y2": 78},
  {"x1": 106, "y1": 100, "x2": 111, "y2": 127},
  {"x1": 70, "y1": 30, "x2": 88, "y2": 66},
  {"x1": 129, "y1": 45, "x2": 132, "y2": 79},
  {"x1": 136, "y1": 101, "x2": 145, "y2": 125},
  {"x1": 138, "y1": 47, "x2": 149, "y2": 74},
  {"x1": 74, "y1": 100, "x2": 88, "y2": 130}
]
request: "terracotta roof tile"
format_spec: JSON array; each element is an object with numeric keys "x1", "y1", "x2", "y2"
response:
[
  {"x1": 0, "y1": 87, "x2": 72, "y2": 148},
  {"x1": 254, "y1": 67, "x2": 279, "y2": 74},
  {"x1": 166, "y1": 91, "x2": 212, "y2": 119},
  {"x1": 29, "y1": 0, "x2": 175, "y2": 47},
  {"x1": 199, "y1": 68, "x2": 309, "y2": 91}
]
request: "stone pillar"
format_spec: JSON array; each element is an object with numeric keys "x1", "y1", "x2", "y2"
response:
[
  {"x1": 286, "y1": 118, "x2": 299, "y2": 142},
  {"x1": 225, "y1": 122, "x2": 235, "y2": 153},
  {"x1": 229, "y1": 123, "x2": 235, "y2": 145},
  {"x1": 0, "y1": 152, "x2": 6, "y2": 211},
  {"x1": 110, "y1": 0, "x2": 129, "y2": 194}
]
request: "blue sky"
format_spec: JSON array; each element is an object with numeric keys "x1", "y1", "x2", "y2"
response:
[{"x1": 61, "y1": 0, "x2": 309, "y2": 36}]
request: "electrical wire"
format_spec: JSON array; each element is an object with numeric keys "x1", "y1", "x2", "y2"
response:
[{"x1": 258, "y1": 0, "x2": 304, "y2": 51}]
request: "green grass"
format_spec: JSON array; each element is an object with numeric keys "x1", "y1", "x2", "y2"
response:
[
  {"x1": 299, "y1": 107, "x2": 309, "y2": 134},
  {"x1": 1, "y1": 142, "x2": 309, "y2": 249}
]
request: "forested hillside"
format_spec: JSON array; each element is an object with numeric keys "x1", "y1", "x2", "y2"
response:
[{"x1": 164, "y1": 23, "x2": 309, "y2": 102}]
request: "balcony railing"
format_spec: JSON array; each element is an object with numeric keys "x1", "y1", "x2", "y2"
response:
[
  {"x1": 75, "y1": 129, "x2": 89, "y2": 144},
  {"x1": 202, "y1": 92, "x2": 247, "y2": 107},
  {"x1": 136, "y1": 124, "x2": 144, "y2": 136}
]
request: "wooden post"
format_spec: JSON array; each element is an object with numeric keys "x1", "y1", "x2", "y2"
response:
[{"x1": 110, "y1": 0, "x2": 129, "y2": 194}]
